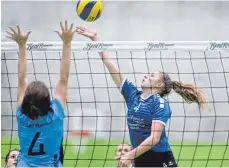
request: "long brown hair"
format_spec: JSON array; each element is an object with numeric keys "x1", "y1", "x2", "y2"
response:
[
  {"x1": 21, "y1": 81, "x2": 53, "y2": 120},
  {"x1": 160, "y1": 72, "x2": 207, "y2": 109}
]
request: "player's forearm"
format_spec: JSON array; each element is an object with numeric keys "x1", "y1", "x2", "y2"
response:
[
  {"x1": 100, "y1": 53, "x2": 124, "y2": 87},
  {"x1": 92, "y1": 36, "x2": 124, "y2": 87},
  {"x1": 130, "y1": 135, "x2": 160, "y2": 159},
  {"x1": 92, "y1": 36, "x2": 113, "y2": 62},
  {"x1": 60, "y1": 43, "x2": 71, "y2": 82},
  {"x1": 18, "y1": 44, "x2": 27, "y2": 81}
]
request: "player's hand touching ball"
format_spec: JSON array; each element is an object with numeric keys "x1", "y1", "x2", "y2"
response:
[{"x1": 76, "y1": 26, "x2": 97, "y2": 41}]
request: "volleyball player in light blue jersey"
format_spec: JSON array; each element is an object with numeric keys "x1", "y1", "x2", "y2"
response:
[
  {"x1": 5, "y1": 20, "x2": 77, "y2": 167},
  {"x1": 76, "y1": 26, "x2": 208, "y2": 167}
]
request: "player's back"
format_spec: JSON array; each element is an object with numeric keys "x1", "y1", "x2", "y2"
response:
[{"x1": 16, "y1": 99, "x2": 64, "y2": 167}]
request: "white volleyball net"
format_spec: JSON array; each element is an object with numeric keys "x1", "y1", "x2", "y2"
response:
[{"x1": 1, "y1": 41, "x2": 229, "y2": 167}]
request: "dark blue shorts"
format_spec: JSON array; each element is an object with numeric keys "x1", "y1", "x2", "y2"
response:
[{"x1": 134, "y1": 150, "x2": 178, "y2": 167}]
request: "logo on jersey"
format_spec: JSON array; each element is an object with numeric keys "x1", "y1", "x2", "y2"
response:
[
  {"x1": 134, "y1": 103, "x2": 141, "y2": 112},
  {"x1": 163, "y1": 161, "x2": 175, "y2": 167},
  {"x1": 163, "y1": 163, "x2": 168, "y2": 167},
  {"x1": 157, "y1": 94, "x2": 165, "y2": 108},
  {"x1": 168, "y1": 161, "x2": 174, "y2": 166},
  {"x1": 127, "y1": 115, "x2": 145, "y2": 130},
  {"x1": 160, "y1": 98, "x2": 164, "y2": 108}
]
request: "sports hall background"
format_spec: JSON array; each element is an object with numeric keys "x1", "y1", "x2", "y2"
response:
[{"x1": 1, "y1": 1, "x2": 229, "y2": 167}]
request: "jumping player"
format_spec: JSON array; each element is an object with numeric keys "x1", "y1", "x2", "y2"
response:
[
  {"x1": 5, "y1": 20, "x2": 76, "y2": 167},
  {"x1": 76, "y1": 26, "x2": 207, "y2": 167}
]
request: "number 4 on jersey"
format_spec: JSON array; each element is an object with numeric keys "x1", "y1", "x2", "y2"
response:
[{"x1": 28, "y1": 132, "x2": 46, "y2": 156}]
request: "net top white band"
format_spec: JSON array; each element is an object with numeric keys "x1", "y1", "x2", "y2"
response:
[{"x1": 1, "y1": 41, "x2": 229, "y2": 52}]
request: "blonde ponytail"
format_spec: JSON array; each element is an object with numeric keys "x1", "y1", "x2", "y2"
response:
[{"x1": 172, "y1": 81, "x2": 207, "y2": 109}]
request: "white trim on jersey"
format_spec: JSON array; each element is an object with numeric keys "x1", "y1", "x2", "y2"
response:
[
  {"x1": 140, "y1": 94, "x2": 152, "y2": 100},
  {"x1": 120, "y1": 77, "x2": 127, "y2": 92},
  {"x1": 152, "y1": 120, "x2": 166, "y2": 126}
]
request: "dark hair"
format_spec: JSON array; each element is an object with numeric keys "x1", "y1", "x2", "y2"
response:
[
  {"x1": 5, "y1": 149, "x2": 19, "y2": 163},
  {"x1": 21, "y1": 81, "x2": 53, "y2": 120},
  {"x1": 160, "y1": 72, "x2": 207, "y2": 110}
]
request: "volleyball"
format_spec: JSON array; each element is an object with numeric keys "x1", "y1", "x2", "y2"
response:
[{"x1": 76, "y1": 0, "x2": 103, "y2": 22}]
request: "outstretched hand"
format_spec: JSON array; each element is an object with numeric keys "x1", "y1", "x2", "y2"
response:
[
  {"x1": 116, "y1": 152, "x2": 134, "y2": 167},
  {"x1": 5, "y1": 25, "x2": 32, "y2": 46},
  {"x1": 76, "y1": 26, "x2": 97, "y2": 41},
  {"x1": 55, "y1": 20, "x2": 77, "y2": 44}
]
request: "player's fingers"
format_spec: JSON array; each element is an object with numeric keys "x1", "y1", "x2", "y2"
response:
[
  {"x1": 5, "y1": 35, "x2": 14, "y2": 40},
  {"x1": 77, "y1": 32, "x2": 88, "y2": 37},
  {"x1": 76, "y1": 28, "x2": 84, "y2": 33},
  {"x1": 60, "y1": 22, "x2": 64, "y2": 32},
  {"x1": 76, "y1": 32, "x2": 87, "y2": 36},
  {"x1": 76, "y1": 26, "x2": 85, "y2": 31},
  {"x1": 76, "y1": 32, "x2": 84, "y2": 35},
  {"x1": 117, "y1": 161, "x2": 120, "y2": 167},
  {"x1": 69, "y1": 23, "x2": 73, "y2": 32},
  {"x1": 65, "y1": 20, "x2": 68, "y2": 31},
  {"x1": 26, "y1": 31, "x2": 32, "y2": 37},
  {"x1": 9, "y1": 27, "x2": 17, "y2": 34},
  {"x1": 121, "y1": 161, "x2": 126, "y2": 167},
  {"x1": 118, "y1": 161, "x2": 123, "y2": 167},
  {"x1": 17, "y1": 25, "x2": 21, "y2": 34},
  {"x1": 73, "y1": 28, "x2": 79, "y2": 34},
  {"x1": 54, "y1": 30, "x2": 61, "y2": 38},
  {"x1": 115, "y1": 156, "x2": 121, "y2": 160},
  {"x1": 5, "y1": 31, "x2": 14, "y2": 36}
]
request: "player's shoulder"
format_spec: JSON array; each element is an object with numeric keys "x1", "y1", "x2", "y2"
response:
[
  {"x1": 121, "y1": 77, "x2": 139, "y2": 93},
  {"x1": 16, "y1": 105, "x2": 22, "y2": 116},
  {"x1": 50, "y1": 99, "x2": 65, "y2": 119},
  {"x1": 122, "y1": 78, "x2": 136, "y2": 88},
  {"x1": 154, "y1": 94, "x2": 168, "y2": 103},
  {"x1": 51, "y1": 99, "x2": 64, "y2": 110},
  {"x1": 16, "y1": 106, "x2": 25, "y2": 125},
  {"x1": 153, "y1": 94, "x2": 170, "y2": 110}
]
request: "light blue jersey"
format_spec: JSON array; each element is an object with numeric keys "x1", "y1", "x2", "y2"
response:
[
  {"x1": 121, "y1": 78, "x2": 172, "y2": 152},
  {"x1": 16, "y1": 99, "x2": 65, "y2": 167}
]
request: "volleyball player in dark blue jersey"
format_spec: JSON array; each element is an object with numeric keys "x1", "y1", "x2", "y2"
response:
[
  {"x1": 5, "y1": 20, "x2": 77, "y2": 167},
  {"x1": 76, "y1": 26, "x2": 208, "y2": 167}
]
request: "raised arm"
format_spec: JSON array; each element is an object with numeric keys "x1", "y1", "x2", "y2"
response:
[
  {"x1": 76, "y1": 26, "x2": 124, "y2": 88},
  {"x1": 6, "y1": 25, "x2": 31, "y2": 107},
  {"x1": 54, "y1": 20, "x2": 77, "y2": 108}
]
